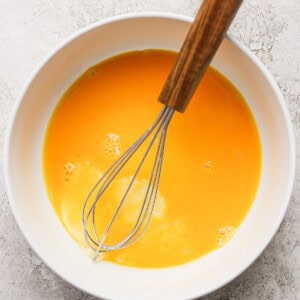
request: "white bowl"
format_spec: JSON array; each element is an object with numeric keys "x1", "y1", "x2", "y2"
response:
[{"x1": 4, "y1": 13, "x2": 295, "y2": 299}]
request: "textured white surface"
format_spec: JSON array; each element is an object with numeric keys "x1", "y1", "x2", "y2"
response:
[{"x1": 0, "y1": 0, "x2": 299, "y2": 299}]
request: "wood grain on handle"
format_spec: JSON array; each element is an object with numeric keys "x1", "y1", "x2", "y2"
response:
[{"x1": 158, "y1": 0, "x2": 243, "y2": 112}]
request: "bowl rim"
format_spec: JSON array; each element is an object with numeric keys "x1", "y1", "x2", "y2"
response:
[{"x1": 4, "y1": 11, "x2": 296, "y2": 299}]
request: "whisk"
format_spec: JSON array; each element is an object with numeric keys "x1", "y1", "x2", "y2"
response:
[{"x1": 82, "y1": 0, "x2": 243, "y2": 259}]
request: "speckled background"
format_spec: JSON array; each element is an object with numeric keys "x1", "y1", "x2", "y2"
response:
[{"x1": 0, "y1": 0, "x2": 299, "y2": 299}]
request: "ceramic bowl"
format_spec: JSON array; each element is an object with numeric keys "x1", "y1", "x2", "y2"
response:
[{"x1": 4, "y1": 13, "x2": 295, "y2": 299}]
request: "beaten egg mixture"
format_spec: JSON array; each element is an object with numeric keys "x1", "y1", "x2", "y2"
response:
[{"x1": 43, "y1": 50, "x2": 261, "y2": 268}]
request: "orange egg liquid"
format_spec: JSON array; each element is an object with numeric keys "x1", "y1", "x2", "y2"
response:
[{"x1": 43, "y1": 50, "x2": 261, "y2": 268}]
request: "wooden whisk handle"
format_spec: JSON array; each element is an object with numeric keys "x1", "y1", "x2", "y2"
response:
[{"x1": 158, "y1": 0, "x2": 243, "y2": 112}]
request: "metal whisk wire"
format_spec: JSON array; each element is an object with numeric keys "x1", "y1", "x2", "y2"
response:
[{"x1": 82, "y1": 106, "x2": 174, "y2": 258}]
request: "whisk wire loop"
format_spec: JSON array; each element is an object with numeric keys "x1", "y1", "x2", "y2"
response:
[
  {"x1": 82, "y1": 106, "x2": 169, "y2": 248},
  {"x1": 82, "y1": 106, "x2": 174, "y2": 257}
]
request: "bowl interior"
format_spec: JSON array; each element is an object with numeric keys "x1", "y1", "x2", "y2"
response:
[{"x1": 5, "y1": 14, "x2": 295, "y2": 300}]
